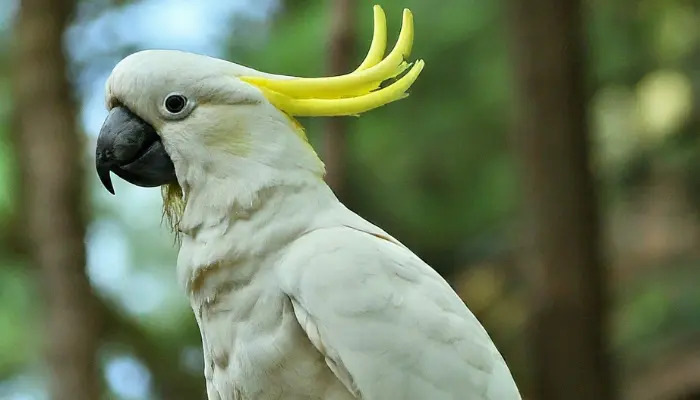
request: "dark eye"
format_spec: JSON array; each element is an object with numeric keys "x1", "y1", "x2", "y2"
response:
[{"x1": 164, "y1": 94, "x2": 187, "y2": 114}]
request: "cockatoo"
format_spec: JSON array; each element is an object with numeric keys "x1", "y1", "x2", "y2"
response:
[{"x1": 94, "y1": 5, "x2": 521, "y2": 399}]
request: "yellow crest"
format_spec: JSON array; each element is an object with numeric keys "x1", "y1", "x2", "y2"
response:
[{"x1": 239, "y1": 5, "x2": 425, "y2": 117}]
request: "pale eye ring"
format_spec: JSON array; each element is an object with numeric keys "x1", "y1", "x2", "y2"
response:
[{"x1": 164, "y1": 93, "x2": 188, "y2": 114}]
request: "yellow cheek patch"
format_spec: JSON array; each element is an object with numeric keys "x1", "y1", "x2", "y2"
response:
[
  {"x1": 239, "y1": 5, "x2": 424, "y2": 117},
  {"x1": 199, "y1": 107, "x2": 253, "y2": 156},
  {"x1": 202, "y1": 128, "x2": 252, "y2": 156}
]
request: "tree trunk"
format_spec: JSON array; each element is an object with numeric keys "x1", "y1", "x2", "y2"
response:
[
  {"x1": 323, "y1": 0, "x2": 355, "y2": 201},
  {"x1": 507, "y1": 1, "x2": 616, "y2": 399},
  {"x1": 12, "y1": 0, "x2": 102, "y2": 399}
]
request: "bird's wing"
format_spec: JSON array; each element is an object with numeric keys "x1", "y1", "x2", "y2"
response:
[{"x1": 277, "y1": 226, "x2": 521, "y2": 400}]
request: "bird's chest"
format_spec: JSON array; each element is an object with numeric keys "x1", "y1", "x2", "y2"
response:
[{"x1": 190, "y1": 272, "x2": 351, "y2": 400}]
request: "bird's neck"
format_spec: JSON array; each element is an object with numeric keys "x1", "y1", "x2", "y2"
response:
[{"x1": 173, "y1": 161, "x2": 339, "y2": 293}]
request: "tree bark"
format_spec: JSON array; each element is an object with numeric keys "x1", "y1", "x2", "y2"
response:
[
  {"x1": 12, "y1": 0, "x2": 102, "y2": 399},
  {"x1": 507, "y1": 1, "x2": 616, "y2": 399},
  {"x1": 323, "y1": 0, "x2": 355, "y2": 201}
]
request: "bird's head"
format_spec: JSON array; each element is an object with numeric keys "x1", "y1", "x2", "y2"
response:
[{"x1": 95, "y1": 5, "x2": 423, "y2": 229}]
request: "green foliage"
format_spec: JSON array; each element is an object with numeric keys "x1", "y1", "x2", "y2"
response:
[
  {"x1": 615, "y1": 262, "x2": 700, "y2": 369},
  {"x1": 0, "y1": 262, "x2": 40, "y2": 378}
]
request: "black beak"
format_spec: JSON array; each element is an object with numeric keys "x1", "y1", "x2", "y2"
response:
[{"x1": 95, "y1": 106, "x2": 177, "y2": 194}]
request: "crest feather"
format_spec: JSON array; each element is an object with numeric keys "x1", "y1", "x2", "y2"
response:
[{"x1": 239, "y1": 6, "x2": 424, "y2": 117}]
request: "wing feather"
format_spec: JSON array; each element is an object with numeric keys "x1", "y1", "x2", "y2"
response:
[{"x1": 277, "y1": 226, "x2": 521, "y2": 400}]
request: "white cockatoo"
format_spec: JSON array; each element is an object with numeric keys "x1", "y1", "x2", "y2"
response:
[{"x1": 95, "y1": 5, "x2": 521, "y2": 399}]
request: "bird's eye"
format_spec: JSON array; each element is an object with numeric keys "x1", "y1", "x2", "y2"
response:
[{"x1": 164, "y1": 94, "x2": 187, "y2": 114}]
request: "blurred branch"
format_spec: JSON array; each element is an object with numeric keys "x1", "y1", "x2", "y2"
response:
[
  {"x1": 507, "y1": 0, "x2": 616, "y2": 399},
  {"x1": 11, "y1": 0, "x2": 102, "y2": 399}
]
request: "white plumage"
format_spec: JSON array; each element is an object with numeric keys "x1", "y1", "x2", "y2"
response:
[
  {"x1": 177, "y1": 178, "x2": 521, "y2": 399},
  {"x1": 96, "y1": 5, "x2": 522, "y2": 399}
]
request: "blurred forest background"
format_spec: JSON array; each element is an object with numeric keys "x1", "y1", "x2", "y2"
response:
[{"x1": 1, "y1": 0, "x2": 700, "y2": 399}]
